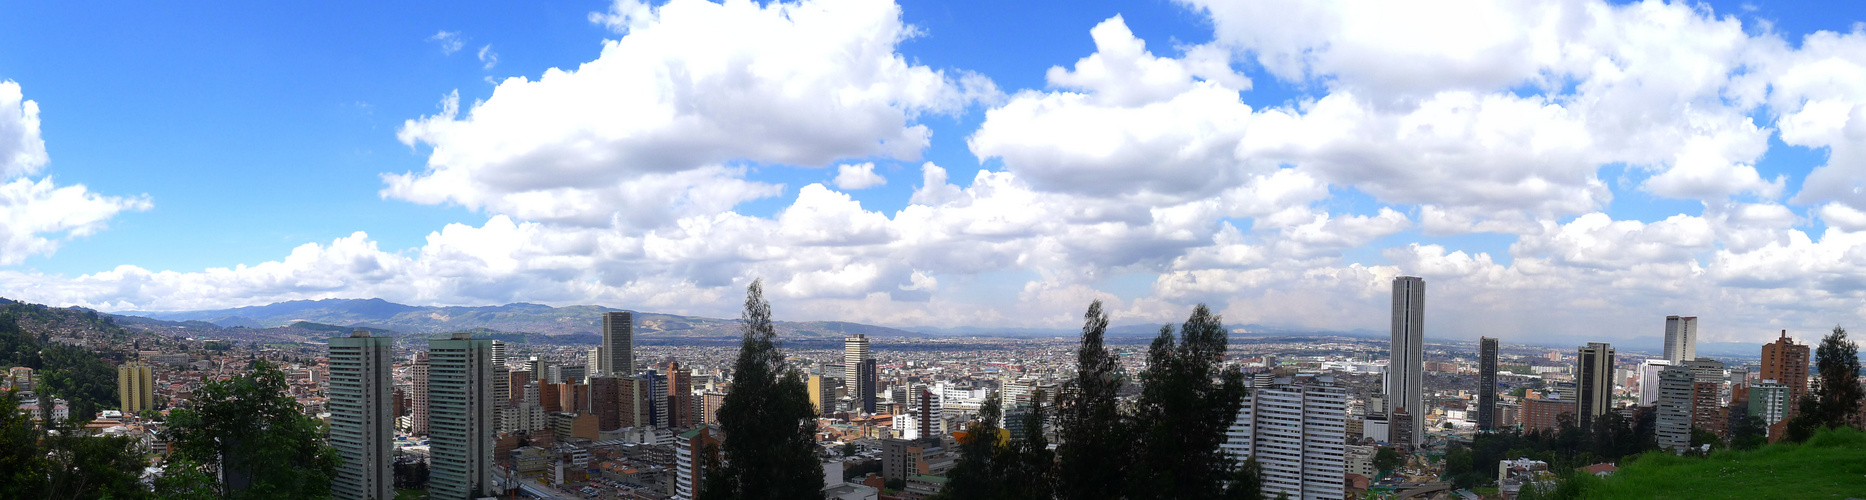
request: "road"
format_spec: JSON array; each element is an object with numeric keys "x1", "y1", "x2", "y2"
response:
[{"x1": 1394, "y1": 481, "x2": 1453, "y2": 499}]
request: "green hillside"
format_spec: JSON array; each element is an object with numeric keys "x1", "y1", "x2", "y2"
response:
[{"x1": 1567, "y1": 427, "x2": 1866, "y2": 499}]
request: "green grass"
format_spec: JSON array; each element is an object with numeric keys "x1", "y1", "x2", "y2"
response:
[
  {"x1": 1574, "y1": 427, "x2": 1866, "y2": 499},
  {"x1": 394, "y1": 489, "x2": 427, "y2": 500}
]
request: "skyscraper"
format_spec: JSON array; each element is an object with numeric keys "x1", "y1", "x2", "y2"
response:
[
  {"x1": 1760, "y1": 330, "x2": 1810, "y2": 414},
  {"x1": 917, "y1": 386, "x2": 942, "y2": 440},
  {"x1": 427, "y1": 334, "x2": 495, "y2": 500},
  {"x1": 1663, "y1": 316, "x2": 1697, "y2": 364},
  {"x1": 1575, "y1": 342, "x2": 1615, "y2": 428},
  {"x1": 329, "y1": 331, "x2": 394, "y2": 500},
  {"x1": 1478, "y1": 337, "x2": 1499, "y2": 431},
  {"x1": 665, "y1": 362, "x2": 692, "y2": 428},
  {"x1": 117, "y1": 361, "x2": 154, "y2": 414},
  {"x1": 603, "y1": 312, "x2": 634, "y2": 378},
  {"x1": 411, "y1": 352, "x2": 430, "y2": 436},
  {"x1": 640, "y1": 369, "x2": 668, "y2": 428},
  {"x1": 1637, "y1": 359, "x2": 1672, "y2": 407},
  {"x1": 1222, "y1": 375, "x2": 1348, "y2": 500},
  {"x1": 587, "y1": 347, "x2": 604, "y2": 376},
  {"x1": 858, "y1": 359, "x2": 878, "y2": 414},
  {"x1": 845, "y1": 334, "x2": 871, "y2": 413},
  {"x1": 1387, "y1": 276, "x2": 1425, "y2": 444},
  {"x1": 1656, "y1": 365, "x2": 1694, "y2": 452},
  {"x1": 490, "y1": 340, "x2": 508, "y2": 420},
  {"x1": 809, "y1": 375, "x2": 833, "y2": 416}
]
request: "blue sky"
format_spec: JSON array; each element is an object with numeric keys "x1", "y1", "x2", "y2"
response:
[{"x1": 5, "y1": 0, "x2": 1866, "y2": 343}]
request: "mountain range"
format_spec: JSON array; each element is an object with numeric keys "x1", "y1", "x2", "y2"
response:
[{"x1": 114, "y1": 298, "x2": 919, "y2": 340}]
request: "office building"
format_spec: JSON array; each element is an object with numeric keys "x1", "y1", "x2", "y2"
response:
[
  {"x1": 587, "y1": 347, "x2": 603, "y2": 376},
  {"x1": 1684, "y1": 358, "x2": 1728, "y2": 438},
  {"x1": 411, "y1": 352, "x2": 430, "y2": 435},
  {"x1": 427, "y1": 334, "x2": 495, "y2": 500},
  {"x1": 1637, "y1": 359, "x2": 1672, "y2": 407},
  {"x1": 1656, "y1": 365, "x2": 1696, "y2": 452},
  {"x1": 917, "y1": 386, "x2": 942, "y2": 440},
  {"x1": 674, "y1": 426, "x2": 724, "y2": 500},
  {"x1": 603, "y1": 312, "x2": 634, "y2": 377},
  {"x1": 560, "y1": 365, "x2": 588, "y2": 385},
  {"x1": 329, "y1": 332, "x2": 394, "y2": 500},
  {"x1": 1575, "y1": 343, "x2": 1615, "y2": 428},
  {"x1": 1748, "y1": 380, "x2": 1789, "y2": 430},
  {"x1": 857, "y1": 359, "x2": 878, "y2": 414},
  {"x1": 1522, "y1": 396, "x2": 1569, "y2": 433},
  {"x1": 845, "y1": 334, "x2": 871, "y2": 413},
  {"x1": 1663, "y1": 316, "x2": 1697, "y2": 364},
  {"x1": 641, "y1": 370, "x2": 668, "y2": 428},
  {"x1": 1223, "y1": 375, "x2": 1347, "y2": 500},
  {"x1": 1478, "y1": 337, "x2": 1498, "y2": 431},
  {"x1": 1760, "y1": 331, "x2": 1810, "y2": 414},
  {"x1": 665, "y1": 363, "x2": 692, "y2": 428},
  {"x1": 809, "y1": 375, "x2": 834, "y2": 416},
  {"x1": 1387, "y1": 276, "x2": 1425, "y2": 445},
  {"x1": 591, "y1": 376, "x2": 623, "y2": 430},
  {"x1": 118, "y1": 361, "x2": 154, "y2": 414}
]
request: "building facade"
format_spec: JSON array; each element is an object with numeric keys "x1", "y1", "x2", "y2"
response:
[
  {"x1": 602, "y1": 312, "x2": 634, "y2": 378},
  {"x1": 117, "y1": 361, "x2": 154, "y2": 414},
  {"x1": 1656, "y1": 365, "x2": 1696, "y2": 452},
  {"x1": 1760, "y1": 331, "x2": 1810, "y2": 414},
  {"x1": 427, "y1": 334, "x2": 495, "y2": 500},
  {"x1": 329, "y1": 332, "x2": 394, "y2": 500},
  {"x1": 1663, "y1": 316, "x2": 1698, "y2": 364},
  {"x1": 411, "y1": 352, "x2": 430, "y2": 436},
  {"x1": 1478, "y1": 337, "x2": 1498, "y2": 431},
  {"x1": 1223, "y1": 375, "x2": 1348, "y2": 500},
  {"x1": 845, "y1": 334, "x2": 871, "y2": 414},
  {"x1": 1575, "y1": 342, "x2": 1615, "y2": 428},
  {"x1": 1388, "y1": 276, "x2": 1425, "y2": 445}
]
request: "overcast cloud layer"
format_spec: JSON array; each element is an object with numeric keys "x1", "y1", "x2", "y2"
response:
[{"x1": 8, "y1": 0, "x2": 1866, "y2": 344}]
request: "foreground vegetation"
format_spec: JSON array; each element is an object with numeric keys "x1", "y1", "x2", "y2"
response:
[{"x1": 1544, "y1": 426, "x2": 1866, "y2": 499}]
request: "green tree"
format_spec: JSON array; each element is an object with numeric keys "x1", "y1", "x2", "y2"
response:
[
  {"x1": 1055, "y1": 300, "x2": 1130, "y2": 500},
  {"x1": 710, "y1": 279, "x2": 824, "y2": 499},
  {"x1": 0, "y1": 388, "x2": 153, "y2": 500},
  {"x1": 0, "y1": 389, "x2": 48, "y2": 498},
  {"x1": 1813, "y1": 326, "x2": 1863, "y2": 429},
  {"x1": 164, "y1": 360, "x2": 340, "y2": 499},
  {"x1": 841, "y1": 442, "x2": 858, "y2": 457},
  {"x1": 1125, "y1": 304, "x2": 1248, "y2": 499},
  {"x1": 1373, "y1": 446, "x2": 1404, "y2": 476},
  {"x1": 1785, "y1": 326, "x2": 1865, "y2": 442},
  {"x1": 934, "y1": 392, "x2": 1006, "y2": 499},
  {"x1": 153, "y1": 457, "x2": 220, "y2": 500},
  {"x1": 1003, "y1": 389, "x2": 1056, "y2": 500},
  {"x1": 1217, "y1": 456, "x2": 1263, "y2": 500},
  {"x1": 1727, "y1": 401, "x2": 1768, "y2": 451}
]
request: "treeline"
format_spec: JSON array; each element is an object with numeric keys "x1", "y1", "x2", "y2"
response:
[
  {"x1": 1, "y1": 360, "x2": 340, "y2": 499},
  {"x1": 0, "y1": 311, "x2": 122, "y2": 422},
  {"x1": 699, "y1": 284, "x2": 1264, "y2": 500}
]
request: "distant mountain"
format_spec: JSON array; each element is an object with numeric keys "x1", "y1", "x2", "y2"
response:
[{"x1": 113, "y1": 298, "x2": 924, "y2": 340}]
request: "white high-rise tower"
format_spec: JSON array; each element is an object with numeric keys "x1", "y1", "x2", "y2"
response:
[
  {"x1": 329, "y1": 331, "x2": 394, "y2": 500},
  {"x1": 844, "y1": 334, "x2": 871, "y2": 413},
  {"x1": 1387, "y1": 276, "x2": 1425, "y2": 445},
  {"x1": 1224, "y1": 374, "x2": 1348, "y2": 500},
  {"x1": 1664, "y1": 316, "x2": 1697, "y2": 364}
]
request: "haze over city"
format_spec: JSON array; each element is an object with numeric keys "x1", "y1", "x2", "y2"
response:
[{"x1": 6, "y1": 0, "x2": 1866, "y2": 343}]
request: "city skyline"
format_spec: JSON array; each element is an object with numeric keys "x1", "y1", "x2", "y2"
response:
[{"x1": 8, "y1": 1, "x2": 1866, "y2": 344}]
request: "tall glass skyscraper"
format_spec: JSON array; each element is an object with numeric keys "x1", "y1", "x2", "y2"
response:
[
  {"x1": 603, "y1": 312, "x2": 634, "y2": 377},
  {"x1": 1478, "y1": 337, "x2": 1498, "y2": 431}
]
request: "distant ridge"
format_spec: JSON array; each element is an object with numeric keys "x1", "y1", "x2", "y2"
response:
[{"x1": 112, "y1": 298, "x2": 924, "y2": 340}]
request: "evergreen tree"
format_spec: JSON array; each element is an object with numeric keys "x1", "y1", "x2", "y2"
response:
[
  {"x1": 1813, "y1": 326, "x2": 1864, "y2": 429},
  {"x1": 935, "y1": 392, "x2": 1006, "y2": 499},
  {"x1": 712, "y1": 279, "x2": 824, "y2": 499},
  {"x1": 1003, "y1": 389, "x2": 1056, "y2": 500},
  {"x1": 164, "y1": 360, "x2": 340, "y2": 499},
  {"x1": 1785, "y1": 326, "x2": 1866, "y2": 442},
  {"x1": 1217, "y1": 456, "x2": 1263, "y2": 500},
  {"x1": 1125, "y1": 304, "x2": 1248, "y2": 499},
  {"x1": 0, "y1": 388, "x2": 154, "y2": 499},
  {"x1": 1055, "y1": 300, "x2": 1129, "y2": 500},
  {"x1": 0, "y1": 389, "x2": 48, "y2": 498}
]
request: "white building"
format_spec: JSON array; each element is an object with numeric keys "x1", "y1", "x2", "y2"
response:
[
  {"x1": 1637, "y1": 359, "x2": 1672, "y2": 407},
  {"x1": 428, "y1": 334, "x2": 495, "y2": 500},
  {"x1": 1663, "y1": 316, "x2": 1698, "y2": 364},
  {"x1": 329, "y1": 331, "x2": 394, "y2": 500},
  {"x1": 1225, "y1": 374, "x2": 1347, "y2": 500}
]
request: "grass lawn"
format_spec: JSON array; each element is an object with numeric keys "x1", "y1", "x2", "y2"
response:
[
  {"x1": 394, "y1": 489, "x2": 427, "y2": 500},
  {"x1": 1575, "y1": 427, "x2": 1866, "y2": 499}
]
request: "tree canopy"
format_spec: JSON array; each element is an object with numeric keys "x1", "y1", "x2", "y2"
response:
[
  {"x1": 704, "y1": 279, "x2": 824, "y2": 500},
  {"x1": 163, "y1": 360, "x2": 340, "y2": 499}
]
